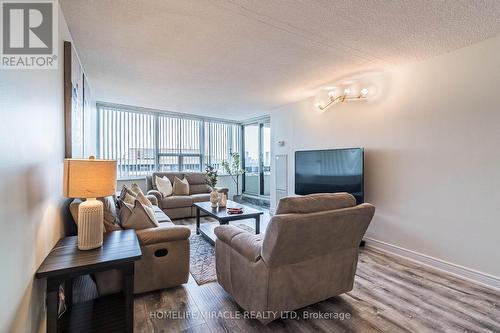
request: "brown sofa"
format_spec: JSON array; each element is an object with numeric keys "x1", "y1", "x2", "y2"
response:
[
  {"x1": 146, "y1": 172, "x2": 229, "y2": 219},
  {"x1": 70, "y1": 195, "x2": 191, "y2": 295},
  {"x1": 214, "y1": 193, "x2": 375, "y2": 324}
]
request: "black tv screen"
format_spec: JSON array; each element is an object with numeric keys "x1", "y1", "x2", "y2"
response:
[{"x1": 295, "y1": 148, "x2": 364, "y2": 204}]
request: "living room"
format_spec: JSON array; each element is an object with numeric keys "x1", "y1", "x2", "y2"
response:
[{"x1": 1, "y1": 1, "x2": 500, "y2": 332}]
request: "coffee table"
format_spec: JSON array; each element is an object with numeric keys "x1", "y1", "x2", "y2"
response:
[{"x1": 194, "y1": 200, "x2": 264, "y2": 245}]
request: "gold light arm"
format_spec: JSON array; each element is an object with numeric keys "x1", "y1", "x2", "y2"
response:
[{"x1": 317, "y1": 90, "x2": 368, "y2": 111}]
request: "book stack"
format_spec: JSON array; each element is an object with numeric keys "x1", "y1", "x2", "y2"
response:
[{"x1": 227, "y1": 207, "x2": 243, "y2": 215}]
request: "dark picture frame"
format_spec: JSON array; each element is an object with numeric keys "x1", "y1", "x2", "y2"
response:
[{"x1": 64, "y1": 41, "x2": 91, "y2": 158}]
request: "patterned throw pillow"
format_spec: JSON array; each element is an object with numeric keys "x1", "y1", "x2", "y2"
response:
[
  {"x1": 156, "y1": 176, "x2": 173, "y2": 197},
  {"x1": 173, "y1": 176, "x2": 189, "y2": 196}
]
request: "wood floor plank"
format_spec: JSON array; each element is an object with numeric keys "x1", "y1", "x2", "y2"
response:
[
  {"x1": 133, "y1": 217, "x2": 500, "y2": 332},
  {"x1": 139, "y1": 285, "x2": 206, "y2": 333}
]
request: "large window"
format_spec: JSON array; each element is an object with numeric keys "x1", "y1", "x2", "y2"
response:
[
  {"x1": 204, "y1": 121, "x2": 240, "y2": 171},
  {"x1": 98, "y1": 104, "x2": 240, "y2": 179}
]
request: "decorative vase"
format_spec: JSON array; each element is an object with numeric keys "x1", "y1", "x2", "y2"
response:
[
  {"x1": 219, "y1": 193, "x2": 227, "y2": 207},
  {"x1": 210, "y1": 189, "x2": 219, "y2": 208}
]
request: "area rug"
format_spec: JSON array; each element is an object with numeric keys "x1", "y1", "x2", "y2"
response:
[{"x1": 188, "y1": 222, "x2": 255, "y2": 285}]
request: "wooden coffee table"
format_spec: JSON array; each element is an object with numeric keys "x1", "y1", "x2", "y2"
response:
[{"x1": 194, "y1": 200, "x2": 264, "y2": 245}]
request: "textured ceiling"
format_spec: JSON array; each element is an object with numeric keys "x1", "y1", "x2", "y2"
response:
[{"x1": 60, "y1": 0, "x2": 500, "y2": 120}]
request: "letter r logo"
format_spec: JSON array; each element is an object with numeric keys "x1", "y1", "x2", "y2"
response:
[{"x1": 2, "y1": 2, "x2": 53, "y2": 54}]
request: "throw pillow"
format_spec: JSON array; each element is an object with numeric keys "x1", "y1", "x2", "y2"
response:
[
  {"x1": 130, "y1": 183, "x2": 142, "y2": 195},
  {"x1": 118, "y1": 185, "x2": 136, "y2": 208},
  {"x1": 122, "y1": 192, "x2": 136, "y2": 206},
  {"x1": 173, "y1": 176, "x2": 189, "y2": 195},
  {"x1": 120, "y1": 200, "x2": 159, "y2": 230},
  {"x1": 101, "y1": 196, "x2": 122, "y2": 232},
  {"x1": 119, "y1": 184, "x2": 136, "y2": 199},
  {"x1": 70, "y1": 197, "x2": 122, "y2": 233},
  {"x1": 135, "y1": 189, "x2": 153, "y2": 208},
  {"x1": 156, "y1": 176, "x2": 173, "y2": 197}
]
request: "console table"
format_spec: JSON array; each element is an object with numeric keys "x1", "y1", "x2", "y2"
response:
[{"x1": 36, "y1": 230, "x2": 142, "y2": 333}]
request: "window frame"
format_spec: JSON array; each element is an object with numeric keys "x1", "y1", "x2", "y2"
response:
[{"x1": 97, "y1": 102, "x2": 241, "y2": 180}]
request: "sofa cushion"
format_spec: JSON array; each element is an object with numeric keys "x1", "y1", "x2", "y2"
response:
[
  {"x1": 159, "y1": 221, "x2": 175, "y2": 227},
  {"x1": 190, "y1": 193, "x2": 211, "y2": 203},
  {"x1": 190, "y1": 184, "x2": 210, "y2": 195},
  {"x1": 153, "y1": 205, "x2": 172, "y2": 223},
  {"x1": 275, "y1": 193, "x2": 357, "y2": 215},
  {"x1": 184, "y1": 172, "x2": 207, "y2": 185},
  {"x1": 161, "y1": 195, "x2": 194, "y2": 209},
  {"x1": 173, "y1": 177, "x2": 189, "y2": 195}
]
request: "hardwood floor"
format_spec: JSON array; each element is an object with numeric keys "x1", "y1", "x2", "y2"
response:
[{"x1": 133, "y1": 245, "x2": 500, "y2": 332}]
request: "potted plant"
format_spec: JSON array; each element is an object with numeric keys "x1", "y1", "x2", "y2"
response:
[
  {"x1": 205, "y1": 165, "x2": 219, "y2": 207},
  {"x1": 222, "y1": 152, "x2": 245, "y2": 202}
]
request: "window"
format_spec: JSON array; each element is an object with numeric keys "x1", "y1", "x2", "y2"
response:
[
  {"x1": 98, "y1": 108, "x2": 155, "y2": 179},
  {"x1": 205, "y1": 121, "x2": 241, "y2": 173},
  {"x1": 97, "y1": 104, "x2": 241, "y2": 179},
  {"x1": 242, "y1": 118, "x2": 271, "y2": 196}
]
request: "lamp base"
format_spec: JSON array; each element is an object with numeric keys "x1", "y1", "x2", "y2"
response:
[{"x1": 77, "y1": 198, "x2": 103, "y2": 250}]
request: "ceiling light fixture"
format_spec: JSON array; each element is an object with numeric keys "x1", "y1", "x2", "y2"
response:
[{"x1": 317, "y1": 87, "x2": 369, "y2": 111}]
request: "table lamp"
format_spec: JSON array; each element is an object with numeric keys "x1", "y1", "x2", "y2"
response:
[{"x1": 63, "y1": 157, "x2": 117, "y2": 250}]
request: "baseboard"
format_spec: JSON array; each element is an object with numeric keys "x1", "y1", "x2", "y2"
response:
[{"x1": 364, "y1": 237, "x2": 500, "y2": 291}]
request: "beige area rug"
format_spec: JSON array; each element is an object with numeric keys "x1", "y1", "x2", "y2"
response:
[{"x1": 186, "y1": 222, "x2": 254, "y2": 285}]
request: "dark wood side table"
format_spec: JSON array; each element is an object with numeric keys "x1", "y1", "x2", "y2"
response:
[{"x1": 36, "y1": 230, "x2": 142, "y2": 333}]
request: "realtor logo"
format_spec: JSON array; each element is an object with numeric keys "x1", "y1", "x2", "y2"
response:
[{"x1": 1, "y1": 0, "x2": 58, "y2": 69}]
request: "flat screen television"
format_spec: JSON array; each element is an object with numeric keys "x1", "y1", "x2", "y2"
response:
[{"x1": 295, "y1": 148, "x2": 364, "y2": 204}]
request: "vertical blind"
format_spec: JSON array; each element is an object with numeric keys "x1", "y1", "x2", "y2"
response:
[{"x1": 98, "y1": 104, "x2": 241, "y2": 179}]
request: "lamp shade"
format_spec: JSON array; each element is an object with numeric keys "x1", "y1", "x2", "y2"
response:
[{"x1": 63, "y1": 158, "x2": 117, "y2": 198}]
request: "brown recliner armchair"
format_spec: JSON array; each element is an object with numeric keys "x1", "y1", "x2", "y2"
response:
[{"x1": 214, "y1": 193, "x2": 375, "y2": 324}]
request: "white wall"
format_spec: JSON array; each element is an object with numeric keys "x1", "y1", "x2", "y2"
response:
[
  {"x1": 0, "y1": 6, "x2": 83, "y2": 333},
  {"x1": 270, "y1": 34, "x2": 500, "y2": 280}
]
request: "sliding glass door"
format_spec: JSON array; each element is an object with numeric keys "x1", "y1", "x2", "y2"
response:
[{"x1": 242, "y1": 119, "x2": 271, "y2": 196}]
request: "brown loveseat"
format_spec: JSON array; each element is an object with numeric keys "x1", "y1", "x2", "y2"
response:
[
  {"x1": 146, "y1": 172, "x2": 229, "y2": 219},
  {"x1": 214, "y1": 193, "x2": 375, "y2": 324}
]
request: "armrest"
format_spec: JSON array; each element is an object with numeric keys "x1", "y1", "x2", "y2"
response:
[
  {"x1": 147, "y1": 190, "x2": 163, "y2": 203},
  {"x1": 214, "y1": 225, "x2": 262, "y2": 262},
  {"x1": 215, "y1": 187, "x2": 229, "y2": 195},
  {"x1": 136, "y1": 225, "x2": 190, "y2": 246},
  {"x1": 145, "y1": 194, "x2": 158, "y2": 206}
]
